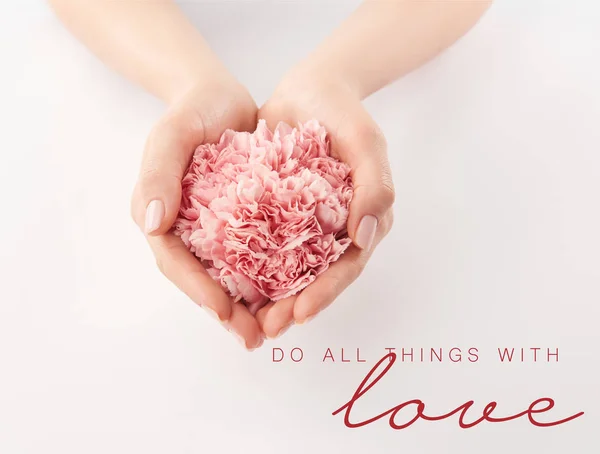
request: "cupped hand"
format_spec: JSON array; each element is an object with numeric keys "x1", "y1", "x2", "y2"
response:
[
  {"x1": 256, "y1": 69, "x2": 395, "y2": 339},
  {"x1": 130, "y1": 74, "x2": 265, "y2": 350}
]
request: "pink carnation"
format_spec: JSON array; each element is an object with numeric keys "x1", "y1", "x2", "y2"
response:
[{"x1": 173, "y1": 119, "x2": 353, "y2": 314}]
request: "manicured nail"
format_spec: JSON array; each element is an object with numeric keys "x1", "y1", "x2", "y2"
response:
[
  {"x1": 231, "y1": 331, "x2": 248, "y2": 350},
  {"x1": 248, "y1": 337, "x2": 264, "y2": 352},
  {"x1": 145, "y1": 200, "x2": 165, "y2": 234},
  {"x1": 267, "y1": 322, "x2": 294, "y2": 340},
  {"x1": 297, "y1": 313, "x2": 318, "y2": 325},
  {"x1": 203, "y1": 306, "x2": 221, "y2": 322},
  {"x1": 355, "y1": 215, "x2": 378, "y2": 250},
  {"x1": 230, "y1": 330, "x2": 247, "y2": 349}
]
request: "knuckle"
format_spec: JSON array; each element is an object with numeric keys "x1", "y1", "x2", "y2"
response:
[
  {"x1": 376, "y1": 181, "x2": 396, "y2": 209},
  {"x1": 372, "y1": 125, "x2": 388, "y2": 151},
  {"x1": 152, "y1": 240, "x2": 179, "y2": 278},
  {"x1": 152, "y1": 105, "x2": 205, "y2": 146},
  {"x1": 348, "y1": 259, "x2": 365, "y2": 282},
  {"x1": 138, "y1": 158, "x2": 183, "y2": 189},
  {"x1": 386, "y1": 210, "x2": 395, "y2": 231},
  {"x1": 140, "y1": 163, "x2": 160, "y2": 180},
  {"x1": 154, "y1": 255, "x2": 170, "y2": 279},
  {"x1": 382, "y1": 210, "x2": 394, "y2": 236},
  {"x1": 138, "y1": 166, "x2": 167, "y2": 197},
  {"x1": 155, "y1": 256, "x2": 168, "y2": 277},
  {"x1": 357, "y1": 120, "x2": 387, "y2": 151}
]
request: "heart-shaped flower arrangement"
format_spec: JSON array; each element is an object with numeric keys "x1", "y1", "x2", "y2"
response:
[{"x1": 174, "y1": 120, "x2": 353, "y2": 315}]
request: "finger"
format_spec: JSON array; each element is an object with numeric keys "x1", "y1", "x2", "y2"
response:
[
  {"x1": 149, "y1": 232, "x2": 263, "y2": 349},
  {"x1": 255, "y1": 301, "x2": 275, "y2": 329},
  {"x1": 257, "y1": 101, "x2": 298, "y2": 133},
  {"x1": 132, "y1": 91, "x2": 257, "y2": 237},
  {"x1": 331, "y1": 111, "x2": 395, "y2": 252},
  {"x1": 225, "y1": 303, "x2": 265, "y2": 351},
  {"x1": 147, "y1": 233, "x2": 232, "y2": 322},
  {"x1": 131, "y1": 108, "x2": 206, "y2": 236},
  {"x1": 293, "y1": 209, "x2": 394, "y2": 323},
  {"x1": 293, "y1": 247, "x2": 364, "y2": 324},
  {"x1": 258, "y1": 296, "x2": 296, "y2": 339},
  {"x1": 247, "y1": 299, "x2": 269, "y2": 317}
]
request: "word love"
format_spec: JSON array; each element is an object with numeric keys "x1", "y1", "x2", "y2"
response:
[{"x1": 333, "y1": 353, "x2": 584, "y2": 430}]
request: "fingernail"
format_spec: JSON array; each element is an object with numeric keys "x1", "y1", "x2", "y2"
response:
[
  {"x1": 267, "y1": 322, "x2": 294, "y2": 340},
  {"x1": 203, "y1": 306, "x2": 221, "y2": 322},
  {"x1": 355, "y1": 215, "x2": 378, "y2": 250},
  {"x1": 145, "y1": 200, "x2": 165, "y2": 234},
  {"x1": 225, "y1": 325, "x2": 248, "y2": 349},
  {"x1": 230, "y1": 330, "x2": 247, "y2": 349},
  {"x1": 248, "y1": 337, "x2": 264, "y2": 352},
  {"x1": 297, "y1": 313, "x2": 318, "y2": 325}
]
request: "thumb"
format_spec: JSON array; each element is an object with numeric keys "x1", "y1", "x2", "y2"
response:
[
  {"x1": 131, "y1": 111, "x2": 205, "y2": 236},
  {"x1": 334, "y1": 117, "x2": 395, "y2": 251}
]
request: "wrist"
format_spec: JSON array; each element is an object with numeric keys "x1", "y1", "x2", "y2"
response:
[
  {"x1": 163, "y1": 58, "x2": 238, "y2": 106},
  {"x1": 275, "y1": 59, "x2": 363, "y2": 105}
]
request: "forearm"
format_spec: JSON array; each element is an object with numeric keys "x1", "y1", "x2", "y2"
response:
[
  {"x1": 300, "y1": 0, "x2": 492, "y2": 99},
  {"x1": 48, "y1": 0, "x2": 230, "y2": 103}
]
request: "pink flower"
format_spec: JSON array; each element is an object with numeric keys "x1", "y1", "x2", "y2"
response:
[{"x1": 174, "y1": 120, "x2": 353, "y2": 313}]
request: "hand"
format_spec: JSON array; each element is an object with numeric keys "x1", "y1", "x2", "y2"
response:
[
  {"x1": 256, "y1": 68, "x2": 395, "y2": 339},
  {"x1": 130, "y1": 74, "x2": 265, "y2": 350}
]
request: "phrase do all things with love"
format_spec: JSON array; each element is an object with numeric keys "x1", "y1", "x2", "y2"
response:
[{"x1": 270, "y1": 346, "x2": 584, "y2": 430}]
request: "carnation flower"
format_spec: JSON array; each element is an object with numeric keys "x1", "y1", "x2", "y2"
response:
[{"x1": 173, "y1": 119, "x2": 353, "y2": 314}]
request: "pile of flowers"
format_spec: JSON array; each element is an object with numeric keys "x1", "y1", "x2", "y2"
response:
[{"x1": 174, "y1": 120, "x2": 353, "y2": 313}]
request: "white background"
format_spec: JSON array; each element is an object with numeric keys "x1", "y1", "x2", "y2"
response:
[{"x1": 1, "y1": 1, "x2": 599, "y2": 452}]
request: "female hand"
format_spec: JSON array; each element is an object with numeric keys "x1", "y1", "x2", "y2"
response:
[
  {"x1": 256, "y1": 69, "x2": 395, "y2": 339},
  {"x1": 130, "y1": 75, "x2": 265, "y2": 350}
]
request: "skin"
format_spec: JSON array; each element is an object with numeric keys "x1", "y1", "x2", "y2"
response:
[{"x1": 48, "y1": 0, "x2": 492, "y2": 348}]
